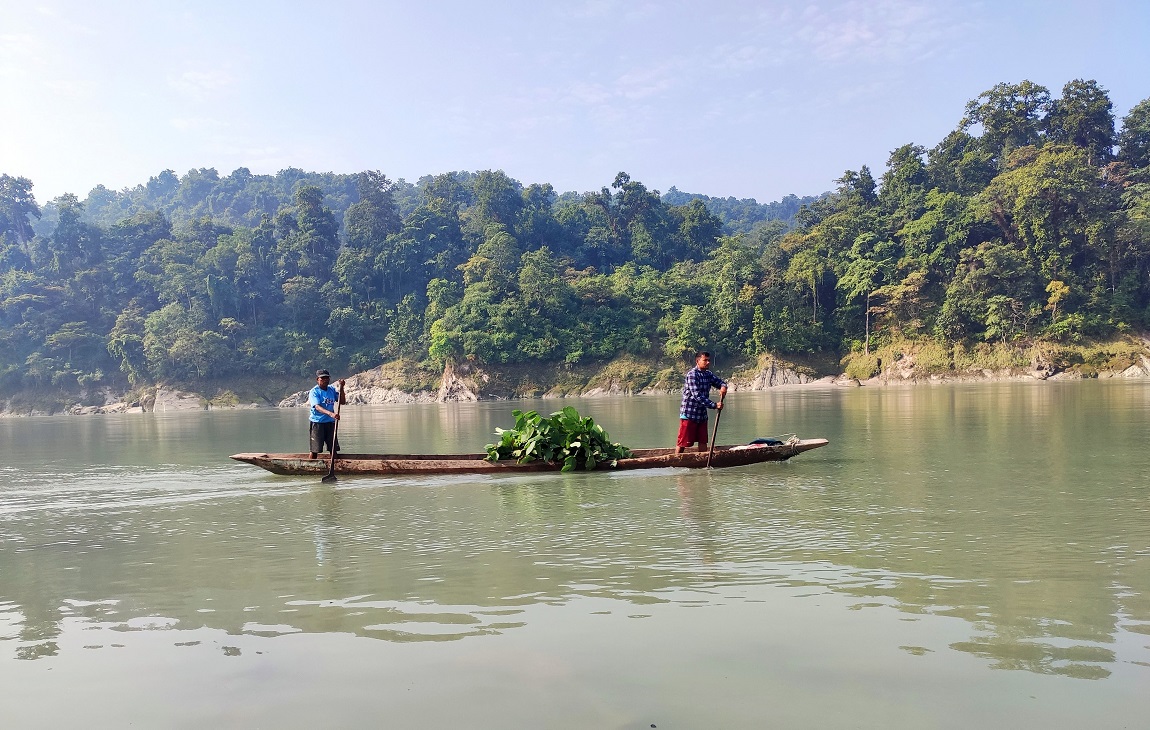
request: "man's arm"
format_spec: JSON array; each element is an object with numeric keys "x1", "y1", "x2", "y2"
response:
[
  {"x1": 710, "y1": 371, "x2": 728, "y2": 394},
  {"x1": 710, "y1": 371, "x2": 728, "y2": 408}
]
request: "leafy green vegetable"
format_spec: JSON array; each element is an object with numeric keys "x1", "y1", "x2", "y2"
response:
[{"x1": 485, "y1": 406, "x2": 633, "y2": 471}]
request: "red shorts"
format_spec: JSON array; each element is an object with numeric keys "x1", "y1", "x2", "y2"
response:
[{"x1": 677, "y1": 419, "x2": 710, "y2": 448}]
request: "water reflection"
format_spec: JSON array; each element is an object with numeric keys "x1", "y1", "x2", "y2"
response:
[
  {"x1": 675, "y1": 475, "x2": 719, "y2": 566},
  {"x1": 313, "y1": 485, "x2": 342, "y2": 573},
  {"x1": 1, "y1": 382, "x2": 1149, "y2": 685}
]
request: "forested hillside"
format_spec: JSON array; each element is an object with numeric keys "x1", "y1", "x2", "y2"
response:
[{"x1": 1, "y1": 78, "x2": 1148, "y2": 404}]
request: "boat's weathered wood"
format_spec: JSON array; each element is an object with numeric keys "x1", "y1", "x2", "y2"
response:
[{"x1": 230, "y1": 439, "x2": 829, "y2": 476}]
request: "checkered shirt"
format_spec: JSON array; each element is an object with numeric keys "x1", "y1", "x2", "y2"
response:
[{"x1": 679, "y1": 367, "x2": 726, "y2": 422}]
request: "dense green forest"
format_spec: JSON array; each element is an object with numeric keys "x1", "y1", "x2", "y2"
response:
[{"x1": 1, "y1": 78, "x2": 1148, "y2": 401}]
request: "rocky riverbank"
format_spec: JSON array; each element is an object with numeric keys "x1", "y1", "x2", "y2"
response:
[
  {"x1": 5, "y1": 342, "x2": 1150, "y2": 417},
  {"x1": 273, "y1": 354, "x2": 823, "y2": 408},
  {"x1": 274, "y1": 346, "x2": 1150, "y2": 407}
]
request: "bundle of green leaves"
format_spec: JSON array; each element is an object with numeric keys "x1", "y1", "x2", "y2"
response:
[{"x1": 485, "y1": 406, "x2": 633, "y2": 471}]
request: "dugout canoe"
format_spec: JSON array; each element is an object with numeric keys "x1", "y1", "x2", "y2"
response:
[{"x1": 230, "y1": 438, "x2": 828, "y2": 476}]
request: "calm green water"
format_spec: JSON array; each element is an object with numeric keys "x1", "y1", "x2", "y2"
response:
[{"x1": 2, "y1": 381, "x2": 1149, "y2": 728}]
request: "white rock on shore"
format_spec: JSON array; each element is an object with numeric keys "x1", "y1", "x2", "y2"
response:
[{"x1": 17, "y1": 346, "x2": 1150, "y2": 417}]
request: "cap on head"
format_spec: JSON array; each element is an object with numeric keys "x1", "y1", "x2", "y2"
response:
[{"x1": 316, "y1": 369, "x2": 331, "y2": 379}]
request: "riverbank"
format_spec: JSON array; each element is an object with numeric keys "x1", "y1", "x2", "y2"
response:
[{"x1": 4, "y1": 337, "x2": 1150, "y2": 416}]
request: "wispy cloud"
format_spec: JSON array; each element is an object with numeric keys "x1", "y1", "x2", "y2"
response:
[
  {"x1": 556, "y1": 0, "x2": 621, "y2": 20},
  {"x1": 711, "y1": 42, "x2": 785, "y2": 71},
  {"x1": 0, "y1": 30, "x2": 96, "y2": 99},
  {"x1": 506, "y1": 113, "x2": 570, "y2": 134},
  {"x1": 168, "y1": 69, "x2": 235, "y2": 101},
  {"x1": 0, "y1": 33, "x2": 43, "y2": 79},
  {"x1": 170, "y1": 117, "x2": 230, "y2": 132},
  {"x1": 712, "y1": 0, "x2": 975, "y2": 70},
  {"x1": 553, "y1": 0, "x2": 662, "y2": 24},
  {"x1": 565, "y1": 81, "x2": 613, "y2": 106},
  {"x1": 558, "y1": 62, "x2": 681, "y2": 111},
  {"x1": 794, "y1": 1, "x2": 950, "y2": 63},
  {"x1": 615, "y1": 64, "x2": 677, "y2": 100}
]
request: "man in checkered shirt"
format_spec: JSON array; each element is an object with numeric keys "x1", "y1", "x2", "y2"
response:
[{"x1": 676, "y1": 351, "x2": 727, "y2": 454}]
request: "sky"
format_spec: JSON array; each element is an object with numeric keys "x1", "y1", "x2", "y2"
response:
[{"x1": 2, "y1": 0, "x2": 1148, "y2": 206}]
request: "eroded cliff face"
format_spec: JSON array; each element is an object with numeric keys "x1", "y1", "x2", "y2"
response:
[
  {"x1": 240, "y1": 342, "x2": 1150, "y2": 409},
  {"x1": 861, "y1": 350, "x2": 1150, "y2": 384},
  {"x1": 1120, "y1": 355, "x2": 1150, "y2": 378},
  {"x1": 9, "y1": 343, "x2": 1150, "y2": 416},
  {"x1": 268, "y1": 345, "x2": 1150, "y2": 409},
  {"x1": 436, "y1": 360, "x2": 481, "y2": 402},
  {"x1": 273, "y1": 355, "x2": 823, "y2": 407},
  {"x1": 739, "y1": 358, "x2": 820, "y2": 389}
]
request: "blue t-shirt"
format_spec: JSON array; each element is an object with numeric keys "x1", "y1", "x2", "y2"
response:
[{"x1": 308, "y1": 384, "x2": 339, "y2": 423}]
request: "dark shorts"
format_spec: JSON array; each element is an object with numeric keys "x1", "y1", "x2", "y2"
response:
[
  {"x1": 677, "y1": 419, "x2": 709, "y2": 448},
  {"x1": 309, "y1": 421, "x2": 340, "y2": 454}
]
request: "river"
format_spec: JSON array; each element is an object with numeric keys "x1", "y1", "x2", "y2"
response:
[{"x1": 1, "y1": 380, "x2": 1148, "y2": 728}]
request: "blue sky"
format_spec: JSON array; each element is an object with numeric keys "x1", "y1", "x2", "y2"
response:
[{"x1": 2, "y1": 0, "x2": 1148, "y2": 205}]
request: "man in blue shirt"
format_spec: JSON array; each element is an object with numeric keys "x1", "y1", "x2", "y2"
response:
[
  {"x1": 309, "y1": 369, "x2": 347, "y2": 459},
  {"x1": 676, "y1": 352, "x2": 727, "y2": 454}
]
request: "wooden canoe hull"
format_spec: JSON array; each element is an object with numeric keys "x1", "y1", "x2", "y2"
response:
[{"x1": 229, "y1": 439, "x2": 829, "y2": 476}]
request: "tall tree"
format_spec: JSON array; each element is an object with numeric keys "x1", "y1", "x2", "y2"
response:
[
  {"x1": 963, "y1": 80, "x2": 1052, "y2": 161},
  {"x1": 0, "y1": 175, "x2": 41, "y2": 250},
  {"x1": 675, "y1": 199, "x2": 724, "y2": 262},
  {"x1": 338, "y1": 171, "x2": 403, "y2": 306},
  {"x1": 1046, "y1": 79, "x2": 1116, "y2": 164},
  {"x1": 928, "y1": 130, "x2": 997, "y2": 195},
  {"x1": 979, "y1": 145, "x2": 1120, "y2": 336},
  {"x1": 516, "y1": 183, "x2": 563, "y2": 252},
  {"x1": 879, "y1": 145, "x2": 930, "y2": 226},
  {"x1": 1118, "y1": 98, "x2": 1150, "y2": 171},
  {"x1": 43, "y1": 194, "x2": 104, "y2": 277},
  {"x1": 472, "y1": 170, "x2": 524, "y2": 227},
  {"x1": 345, "y1": 171, "x2": 401, "y2": 249},
  {"x1": 276, "y1": 185, "x2": 339, "y2": 282}
]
